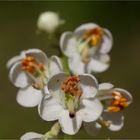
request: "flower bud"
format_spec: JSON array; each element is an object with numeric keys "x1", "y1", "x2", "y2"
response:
[{"x1": 37, "y1": 11, "x2": 64, "y2": 34}]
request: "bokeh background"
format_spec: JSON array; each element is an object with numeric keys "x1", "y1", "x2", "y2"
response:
[{"x1": 0, "y1": 1, "x2": 140, "y2": 139}]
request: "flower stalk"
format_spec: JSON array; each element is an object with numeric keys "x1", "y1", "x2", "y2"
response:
[{"x1": 44, "y1": 122, "x2": 61, "y2": 139}]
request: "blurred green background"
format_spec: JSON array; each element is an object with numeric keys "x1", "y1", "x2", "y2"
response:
[{"x1": 0, "y1": 1, "x2": 140, "y2": 139}]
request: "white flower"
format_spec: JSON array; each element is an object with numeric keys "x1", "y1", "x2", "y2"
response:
[
  {"x1": 84, "y1": 83, "x2": 133, "y2": 136},
  {"x1": 38, "y1": 73, "x2": 103, "y2": 135},
  {"x1": 60, "y1": 23, "x2": 113, "y2": 74},
  {"x1": 21, "y1": 132, "x2": 47, "y2": 140},
  {"x1": 37, "y1": 11, "x2": 65, "y2": 34},
  {"x1": 7, "y1": 49, "x2": 63, "y2": 107}
]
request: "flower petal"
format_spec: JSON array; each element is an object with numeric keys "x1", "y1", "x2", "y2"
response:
[
  {"x1": 60, "y1": 32, "x2": 78, "y2": 57},
  {"x1": 9, "y1": 62, "x2": 32, "y2": 88},
  {"x1": 68, "y1": 55, "x2": 85, "y2": 75},
  {"x1": 87, "y1": 55, "x2": 110, "y2": 73},
  {"x1": 84, "y1": 122, "x2": 101, "y2": 137},
  {"x1": 38, "y1": 95, "x2": 63, "y2": 121},
  {"x1": 20, "y1": 132, "x2": 43, "y2": 140},
  {"x1": 79, "y1": 74, "x2": 98, "y2": 99},
  {"x1": 101, "y1": 111, "x2": 124, "y2": 131},
  {"x1": 59, "y1": 110, "x2": 82, "y2": 135},
  {"x1": 17, "y1": 86, "x2": 43, "y2": 107},
  {"x1": 99, "y1": 83, "x2": 114, "y2": 91},
  {"x1": 23, "y1": 49, "x2": 48, "y2": 65},
  {"x1": 100, "y1": 28, "x2": 113, "y2": 54},
  {"x1": 78, "y1": 99, "x2": 103, "y2": 122},
  {"x1": 75, "y1": 23, "x2": 99, "y2": 33},
  {"x1": 48, "y1": 55, "x2": 63, "y2": 77},
  {"x1": 7, "y1": 55, "x2": 23, "y2": 69},
  {"x1": 114, "y1": 88, "x2": 133, "y2": 104},
  {"x1": 48, "y1": 72, "x2": 68, "y2": 92},
  {"x1": 97, "y1": 83, "x2": 114, "y2": 99}
]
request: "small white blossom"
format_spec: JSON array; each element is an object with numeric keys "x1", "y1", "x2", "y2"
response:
[
  {"x1": 60, "y1": 23, "x2": 113, "y2": 74},
  {"x1": 38, "y1": 73, "x2": 103, "y2": 135},
  {"x1": 7, "y1": 49, "x2": 63, "y2": 107},
  {"x1": 84, "y1": 83, "x2": 133, "y2": 136},
  {"x1": 37, "y1": 11, "x2": 64, "y2": 34}
]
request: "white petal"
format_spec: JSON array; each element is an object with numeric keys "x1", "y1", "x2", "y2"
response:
[
  {"x1": 9, "y1": 62, "x2": 32, "y2": 88},
  {"x1": 87, "y1": 57, "x2": 110, "y2": 73},
  {"x1": 68, "y1": 55, "x2": 85, "y2": 75},
  {"x1": 97, "y1": 83, "x2": 114, "y2": 100},
  {"x1": 84, "y1": 122, "x2": 101, "y2": 137},
  {"x1": 79, "y1": 74, "x2": 98, "y2": 99},
  {"x1": 59, "y1": 110, "x2": 82, "y2": 135},
  {"x1": 38, "y1": 95, "x2": 63, "y2": 121},
  {"x1": 101, "y1": 111, "x2": 124, "y2": 131},
  {"x1": 60, "y1": 32, "x2": 78, "y2": 57},
  {"x1": 44, "y1": 85, "x2": 50, "y2": 94},
  {"x1": 7, "y1": 55, "x2": 23, "y2": 69},
  {"x1": 100, "y1": 28, "x2": 113, "y2": 54},
  {"x1": 75, "y1": 23, "x2": 99, "y2": 33},
  {"x1": 114, "y1": 88, "x2": 133, "y2": 104},
  {"x1": 48, "y1": 55, "x2": 63, "y2": 77},
  {"x1": 99, "y1": 83, "x2": 114, "y2": 90},
  {"x1": 21, "y1": 132, "x2": 43, "y2": 140},
  {"x1": 17, "y1": 86, "x2": 43, "y2": 107},
  {"x1": 78, "y1": 99, "x2": 103, "y2": 122},
  {"x1": 48, "y1": 72, "x2": 68, "y2": 92},
  {"x1": 23, "y1": 49, "x2": 48, "y2": 65}
]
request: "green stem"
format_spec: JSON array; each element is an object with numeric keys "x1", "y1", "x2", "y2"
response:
[
  {"x1": 97, "y1": 119, "x2": 111, "y2": 128},
  {"x1": 61, "y1": 55, "x2": 71, "y2": 74},
  {"x1": 44, "y1": 122, "x2": 61, "y2": 139}
]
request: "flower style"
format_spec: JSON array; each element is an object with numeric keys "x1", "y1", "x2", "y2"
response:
[
  {"x1": 60, "y1": 23, "x2": 113, "y2": 74},
  {"x1": 7, "y1": 49, "x2": 63, "y2": 107},
  {"x1": 37, "y1": 11, "x2": 65, "y2": 34},
  {"x1": 38, "y1": 72, "x2": 103, "y2": 135},
  {"x1": 84, "y1": 83, "x2": 133, "y2": 137}
]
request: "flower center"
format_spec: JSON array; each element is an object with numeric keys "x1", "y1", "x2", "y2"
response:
[
  {"x1": 78, "y1": 27, "x2": 103, "y2": 64},
  {"x1": 83, "y1": 27, "x2": 103, "y2": 46},
  {"x1": 61, "y1": 76, "x2": 82, "y2": 97},
  {"x1": 61, "y1": 76, "x2": 82, "y2": 118},
  {"x1": 21, "y1": 56, "x2": 47, "y2": 89},
  {"x1": 107, "y1": 91, "x2": 129, "y2": 112},
  {"x1": 22, "y1": 56, "x2": 45, "y2": 73}
]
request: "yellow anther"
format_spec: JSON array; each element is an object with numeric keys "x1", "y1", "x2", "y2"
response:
[
  {"x1": 84, "y1": 27, "x2": 103, "y2": 46},
  {"x1": 108, "y1": 91, "x2": 129, "y2": 112},
  {"x1": 120, "y1": 102, "x2": 128, "y2": 107},
  {"x1": 21, "y1": 56, "x2": 45, "y2": 73},
  {"x1": 61, "y1": 76, "x2": 82, "y2": 97},
  {"x1": 39, "y1": 63, "x2": 45, "y2": 72},
  {"x1": 108, "y1": 106, "x2": 121, "y2": 112}
]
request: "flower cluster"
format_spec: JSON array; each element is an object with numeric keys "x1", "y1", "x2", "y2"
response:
[{"x1": 7, "y1": 11, "x2": 133, "y2": 140}]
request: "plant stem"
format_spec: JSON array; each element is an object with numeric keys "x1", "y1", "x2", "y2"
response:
[{"x1": 44, "y1": 122, "x2": 61, "y2": 139}]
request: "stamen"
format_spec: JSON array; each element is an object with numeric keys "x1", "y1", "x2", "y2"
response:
[
  {"x1": 81, "y1": 47, "x2": 90, "y2": 64},
  {"x1": 21, "y1": 56, "x2": 46, "y2": 90},
  {"x1": 83, "y1": 27, "x2": 103, "y2": 46},
  {"x1": 61, "y1": 76, "x2": 82, "y2": 97},
  {"x1": 21, "y1": 56, "x2": 45, "y2": 74},
  {"x1": 107, "y1": 91, "x2": 129, "y2": 112},
  {"x1": 39, "y1": 63, "x2": 45, "y2": 71}
]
